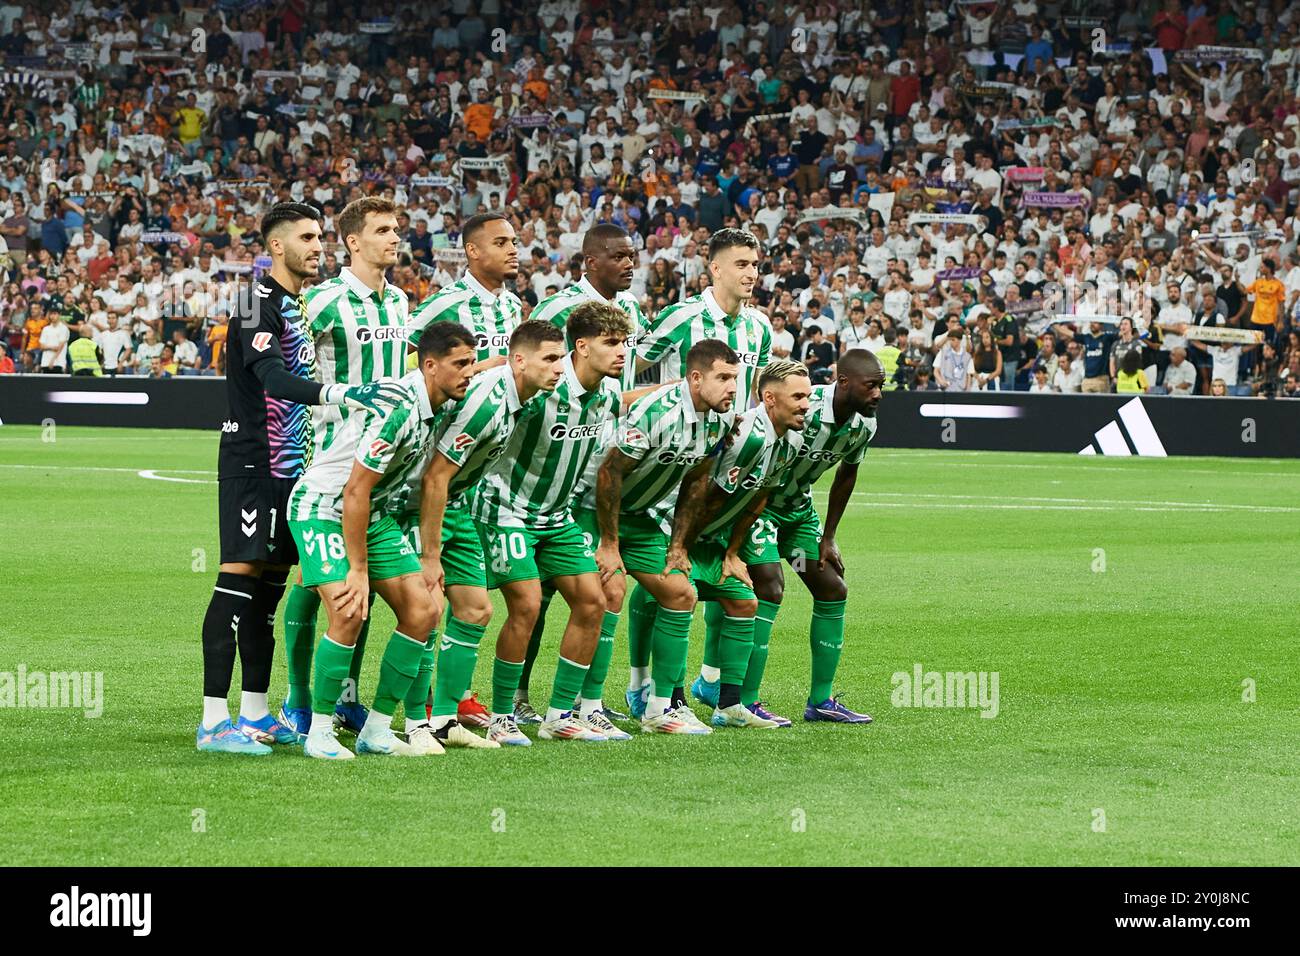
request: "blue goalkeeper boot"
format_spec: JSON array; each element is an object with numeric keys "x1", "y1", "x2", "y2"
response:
[
  {"x1": 196, "y1": 719, "x2": 272, "y2": 755},
  {"x1": 690, "y1": 674, "x2": 719, "y2": 708}
]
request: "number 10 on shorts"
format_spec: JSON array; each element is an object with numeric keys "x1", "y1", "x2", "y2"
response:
[{"x1": 493, "y1": 531, "x2": 527, "y2": 573}]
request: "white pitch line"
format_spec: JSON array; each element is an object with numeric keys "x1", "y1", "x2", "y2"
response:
[
  {"x1": 0, "y1": 463, "x2": 214, "y2": 474},
  {"x1": 137, "y1": 469, "x2": 214, "y2": 484},
  {"x1": 848, "y1": 490, "x2": 1300, "y2": 513}
]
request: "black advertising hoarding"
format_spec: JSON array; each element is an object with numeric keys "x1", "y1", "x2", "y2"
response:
[{"x1": 1, "y1": 377, "x2": 1297, "y2": 458}]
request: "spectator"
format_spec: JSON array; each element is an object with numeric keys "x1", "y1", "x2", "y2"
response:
[
  {"x1": 770, "y1": 312, "x2": 795, "y2": 359},
  {"x1": 1028, "y1": 365, "x2": 1052, "y2": 394},
  {"x1": 971, "y1": 328, "x2": 1003, "y2": 391},
  {"x1": 171, "y1": 328, "x2": 200, "y2": 375},
  {"x1": 799, "y1": 325, "x2": 836, "y2": 384},
  {"x1": 39, "y1": 313, "x2": 68, "y2": 373},
  {"x1": 95, "y1": 314, "x2": 133, "y2": 377},
  {"x1": 1163, "y1": 347, "x2": 1198, "y2": 396},
  {"x1": 934, "y1": 326, "x2": 973, "y2": 392},
  {"x1": 1053, "y1": 354, "x2": 1083, "y2": 394}
]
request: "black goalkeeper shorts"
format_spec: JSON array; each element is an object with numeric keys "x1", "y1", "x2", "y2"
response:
[{"x1": 218, "y1": 477, "x2": 299, "y2": 566}]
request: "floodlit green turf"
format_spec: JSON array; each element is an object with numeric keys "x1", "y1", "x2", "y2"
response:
[{"x1": 1, "y1": 424, "x2": 1298, "y2": 866}]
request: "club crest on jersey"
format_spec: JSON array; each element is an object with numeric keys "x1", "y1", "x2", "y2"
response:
[
  {"x1": 251, "y1": 332, "x2": 273, "y2": 352},
  {"x1": 367, "y1": 438, "x2": 391, "y2": 459},
  {"x1": 355, "y1": 327, "x2": 407, "y2": 343},
  {"x1": 550, "y1": 423, "x2": 604, "y2": 441},
  {"x1": 452, "y1": 432, "x2": 474, "y2": 451}
]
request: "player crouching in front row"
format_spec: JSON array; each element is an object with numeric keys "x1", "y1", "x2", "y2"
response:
[{"x1": 286, "y1": 323, "x2": 478, "y2": 759}]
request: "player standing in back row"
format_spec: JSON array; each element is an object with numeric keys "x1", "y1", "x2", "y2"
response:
[
  {"x1": 622, "y1": 228, "x2": 773, "y2": 713},
  {"x1": 511, "y1": 222, "x2": 647, "y2": 723},
  {"x1": 403, "y1": 211, "x2": 524, "y2": 727},
  {"x1": 198, "y1": 202, "x2": 405, "y2": 754},
  {"x1": 279, "y1": 196, "x2": 411, "y2": 740}
]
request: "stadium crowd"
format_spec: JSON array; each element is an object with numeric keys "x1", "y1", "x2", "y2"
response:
[{"x1": 1, "y1": 0, "x2": 1300, "y2": 397}]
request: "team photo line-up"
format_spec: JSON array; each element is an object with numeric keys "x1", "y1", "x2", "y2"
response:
[{"x1": 199, "y1": 196, "x2": 883, "y2": 759}]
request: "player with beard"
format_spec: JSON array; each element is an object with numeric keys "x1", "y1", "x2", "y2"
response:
[
  {"x1": 198, "y1": 202, "x2": 405, "y2": 754},
  {"x1": 279, "y1": 197, "x2": 411, "y2": 741},
  {"x1": 692, "y1": 349, "x2": 884, "y2": 726},
  {"x1": 401, "y1": 211, "x2": 525, "y2": 728},
  {"x1": 510, "y1": 223, "x2": 648, "y2": 724}
]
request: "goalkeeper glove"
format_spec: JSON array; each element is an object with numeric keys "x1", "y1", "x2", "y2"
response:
[{"x1": 323, "y1": 379, "x2": 408, "y2": 412}]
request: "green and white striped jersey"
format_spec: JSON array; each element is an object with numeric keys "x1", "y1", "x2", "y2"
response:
[
  {"x1": 304, "y1": 267, "x2": 411, "y2": 458},
  {"x1": 638, "y1": 288, "x2": 772, "y2": 399},
  {"x1": 696, "y1": 404, "x2": 803, "y2": 543},
  {"x1": 407, "y1": 271, "x2": 523, "y2": 362},
  {"x1": 288, "y1": 368, "x2": 443, "y2": 526},
  {"x1": 531, "y1": 276, "x2": 647, "y2": 391},
  {"x1": 473, "y1": 352, "x2": 622, "y2": 529},
  {"x1": 576, "y1": 380, "x2": 734, "y2": 533},
  {"x1": 768, "y1": 382, "x2": 876, "y2": 513}
]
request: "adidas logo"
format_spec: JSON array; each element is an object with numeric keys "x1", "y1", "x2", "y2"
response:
[{"x1": 1079, "y1": 398, "x2": 1167, "y2": 457}]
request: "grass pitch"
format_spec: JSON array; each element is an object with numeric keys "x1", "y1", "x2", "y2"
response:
[{"x1": 1, "y1": 425, "x2": 1297, "y2": 866}]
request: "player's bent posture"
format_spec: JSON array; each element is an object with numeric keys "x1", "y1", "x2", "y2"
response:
[
  {"x1": 198, "y1": 202, "x2": 406, "y2": 755},
  {"x1": 670, "y1": 360, "x2": 811, "y2": 729},
  {"x1": 286, "y1": 323, "x2": 476, "y2": 759},
  {"x1": 716, "y1": 349, "x2": 883, "y2": 725},
  {"x1": 593, "y1": 339, "x2": 740, "y2": 734},
  {"x1": 404, "y1": 211, "x2": 524, "y2": 727},
  {"x1": 279, "y1": 196, "x2": 411, "y2": 739},
  {"x1": 513, "y1": 222, "x2": 647, "y2": 723},
  {"x1": 407, "y1": 320, "x2": 567, "y2": 749},
  {"x1": 624, "y1": 228, "x2": 772, "y2": 711},
  {"x1": 473, "y1": 302, "x2": 633, "y2": 745}
]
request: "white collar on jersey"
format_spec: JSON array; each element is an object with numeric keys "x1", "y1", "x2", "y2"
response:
[
  {"x1": 463, "y1": 269, "x2": 501, "y2": 305},
  {"x1": 402, "y1": 367, "x2": 436, "y2": 421},
  {"x1": 823, "y1": 381, "x2": 839, "y2": 425},
  {"x1": 577, "y1": 275, "x2": 614, "y2": 304},
  {"x1": 678, "y1": 380, "x2": 700, "y2": 424},
  {"x1": 561, "y1": 351, "x2": 590, "y2": 397},
  {"x1": 341, "y1": 265, "x2": 387, "y2": 302},
  {"x1": 499, "y1": 363, "x2": 523, "y2": 412},
  {"x1": 704, "y1": 287, "x2": 743, "y2": 322}
]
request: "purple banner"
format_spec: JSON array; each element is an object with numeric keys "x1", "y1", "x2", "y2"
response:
[
  {"x1": 1021, "y1": 191, "x2": 1089, "y2": 208},
  {"x1": 937, "y1": 267, "x2": 984, "y2": 280}
]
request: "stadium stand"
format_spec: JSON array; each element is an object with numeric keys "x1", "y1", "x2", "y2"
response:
[{"x1": 0, "y1": 0, "x2": 1298, "y2": 398}]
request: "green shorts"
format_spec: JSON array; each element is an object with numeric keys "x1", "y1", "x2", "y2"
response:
[
  {"x1": 689, "y1": 537, "x2": 757, "y2": 601},
  {"x1": 289, "y1": 513, "x2": 420, "y2": 588},
  {"x1": 395, "y1": 508, "x2": 487, "y2": 589},
  {"x1": 572, "y1": 506, "x2": 676, "y2": 576},
  {"x1": 476, "y1": 516, "x2": 598, "y2": 587},
  {"x1": 747, "y1": 499, "x2": 823, "y2": 568}
]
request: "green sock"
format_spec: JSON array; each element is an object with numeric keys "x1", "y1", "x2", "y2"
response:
[
  {"x1": 626, "y1": 584, "x2": 655, "y2": 671},
  {"x1": 492, "y1": 656, "x2": 525, "y2": 715},
  {"x1": 741, "y1": 600, "x2": 781, "y2": 706},
  {"x1": 650, "y1": 605, "x2": 693, "y2": 699},
  {"x1": 339, "y1": 602, "x2": 372, "y2": 705},
  {"x1": 579, "y1": 611, "x2": 619, "y2": 702},
  {"x1": 312, "y1": 636, "x2": 355, "y2": 715},
  {"x1": 283, "y1": 584, "x2": 319, "y2": 710},
  {"x1": 549, "y1": 656, "x2": 590, "y2": 712},
  {"x1": 703, "y1": 601, "x2": 725, "y2": 671},
  {"x1": 718, "y1": 613, "x2": 756, "y2": 686},
  {"x1": 809, "y1": 599, "x2": 846, "y2": 705},
  {"x1": 433, "y1": 616, "x2": 486, "y2": 718},
  {"x1": 519, "y1": 587, "x2": 553, "y2": 697},
  {"x1": 372, "y1": 631, "x2": 427, "y2": 717},
  {"x1": 403, "y1": 633, "x2": 437, "y2": 722}
]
